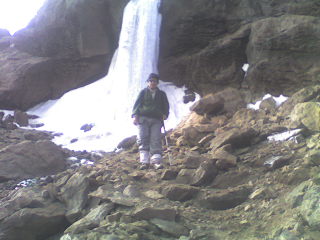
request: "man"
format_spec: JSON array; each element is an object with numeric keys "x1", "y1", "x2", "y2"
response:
[{"x1": 132, "y1": 73, "x2": 170, "y2": 170}]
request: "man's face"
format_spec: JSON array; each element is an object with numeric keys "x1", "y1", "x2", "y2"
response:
[{"x1": 148, "y1": 78, "x2": 159, "y2": 89}]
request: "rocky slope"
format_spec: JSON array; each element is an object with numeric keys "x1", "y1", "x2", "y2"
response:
[{"x1": 0, "y1": 85, "x2": 320, "y2": 240}]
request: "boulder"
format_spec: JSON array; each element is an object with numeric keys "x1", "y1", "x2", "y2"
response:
[
  {"x1": 0, "y1": 187, "x2": 67, "y2": 240},
  {"x1": 210, "y1": 127, "x2": 258, "y2": 151},
  {"x1": 13, "y1": 110, "x2": 29, "y2": 127},
  {"x1": 211, "y1": 147, "x2": 238, "y2": 170},
  {"x1": 0, "y1": 0, "x2": 128, "y2": 110},
  {"x1": 290, "y1": 102, "x2": 320, "y2": 131},
  {"x1": 0, "y1": 140, "x2": 66, "y2": 181},
  {"x1": 190, "y1": 88, "x2": 246, "y2": 117},
  {"x1": 60, "y1": 172, "x2": 91, "y2": 223},
  {"x1": 162, "y1": 184, "x2": 199, "y2": 202},
  {"x1": 190, "y1": 94, "x2": 224, "y2": 116},
  {"x1": 65, "y1": 203, "x2": 115, "y2": 234},
  {"x1": 0, "y1": 203, "x2": 68, "y2": 240},
  {"x1": 199, "y1": 185, "x2": 252, "y2": 210}
]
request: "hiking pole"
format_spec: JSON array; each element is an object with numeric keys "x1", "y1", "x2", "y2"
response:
[{"x1": 162, "y1": 121, "x2": 173, "y2": 166}]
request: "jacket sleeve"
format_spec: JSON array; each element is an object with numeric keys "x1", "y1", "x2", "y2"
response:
[
  {"x1": 132, "y1": 89, "x2": 144, "y2": 117},
  {"x1": 162, "y1": 91, "x2": 170, "y2": 118}
]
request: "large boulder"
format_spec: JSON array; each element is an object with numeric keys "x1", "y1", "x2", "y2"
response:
[
  {"x1": 0, "y1": 0, "x2": 129, "y2": 110},
  {"x1": 0, "y1": 187, "x2": 68, "y2": 240},
  {"x1": 0, "y1": 140, "x2": 66, "y2": 181},
  {"x1": 290, "y1": 102, "x2": 320, "y2": 131}
]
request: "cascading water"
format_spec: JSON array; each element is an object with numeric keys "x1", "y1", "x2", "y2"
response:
[{"x1": 28, "y1": 0, "x2": 195, "y2": 152}]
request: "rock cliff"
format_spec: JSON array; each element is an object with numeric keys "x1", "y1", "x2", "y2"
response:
[
  {"x1": 0, "y1": 0, "x2": 319, "y2": 109},
  {"x1": 0, "y1": 0, "x2": 129, "y2": 110}
]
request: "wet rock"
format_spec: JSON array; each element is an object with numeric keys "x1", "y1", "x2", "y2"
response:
[{"x1": 13, "y1": 110, "x2": 29, "y2": 127}]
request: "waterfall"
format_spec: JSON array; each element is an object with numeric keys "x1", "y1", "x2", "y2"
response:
[{"x1": 28, "y1": 0, "x2": 195, "y2": 152}]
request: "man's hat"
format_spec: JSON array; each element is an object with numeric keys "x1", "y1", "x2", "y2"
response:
[{"x1": 148, "y1": 73, "x2": 159, "y2": 80}]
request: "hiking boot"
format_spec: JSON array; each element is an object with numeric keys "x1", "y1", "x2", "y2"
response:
[
  {"x1": 154, "y1": 164, "x2": 164, "y2": 170},
  {"x1": 139, "y1": 163, "x2": 149, "y2": 170},
  {"x1": 140, "y1": 150, "x2": 150, "y2": 163}
]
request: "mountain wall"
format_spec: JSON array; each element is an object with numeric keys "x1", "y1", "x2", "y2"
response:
[
  {"x1": 159, "y1": 0, "x2": 320, "y2": 100},
  {"x1": 0, "y1": 0, "x2": 319, "y2": 109},
  {"x1": 0, "y1": 0, "x2": 129, "y2": 110}
]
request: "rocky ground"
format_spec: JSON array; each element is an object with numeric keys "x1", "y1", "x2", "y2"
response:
[{"x1": 0, "y1": 85, "x2": 320, "y2": 240}]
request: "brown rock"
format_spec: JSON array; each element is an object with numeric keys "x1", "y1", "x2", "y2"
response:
[
  {"x1": 210, "y1": 127, "x2": 258, "y2": 151},
  {"x1": 190, "y1": 94, "x2": 224, "y2": 116},
  {"x1": 162, "y1": 184, "x2": 199, "y2": 202},
  {"x1": 199, "y1": 186, "x2": 252, "y2": 210}
]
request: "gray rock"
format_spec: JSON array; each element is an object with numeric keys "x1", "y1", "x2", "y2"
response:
[
  {"x1": 0, "y1": 140, "x2": 66, "y2": 181},
  {"x1": 0, "y1": 201, "x2": 67, "y2": 240},
  {"x1": 150, "y1": 219, "x2": 190, "y2": 237},
  {"x1": 65, "y1": 203, "x2": 115, "y2": 234},
  {"x1": 133, "y1": 207, "x2": 177, "y2": 221},
  {"x1": 60, "y1": 172, "x2": 90, "y2": 223}
]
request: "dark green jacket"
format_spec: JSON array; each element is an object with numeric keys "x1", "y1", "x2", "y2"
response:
[{"x1": 132, "y1": 87, "x2": 169, "y2": 120}]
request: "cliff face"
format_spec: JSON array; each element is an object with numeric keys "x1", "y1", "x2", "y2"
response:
[
  {"x1": 0, "y1": 0, "x2": 319, "y2": 109},
  {"x1": 159, "y1": 0, "x2": 320, "y2": 100},
  {"x1": 0, "y1": 0, "x2": 129, "y2": 110}
]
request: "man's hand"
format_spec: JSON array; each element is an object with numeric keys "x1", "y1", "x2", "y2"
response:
[{"x1": 133, "y1": 115, "x2": 139, "y2": 125}]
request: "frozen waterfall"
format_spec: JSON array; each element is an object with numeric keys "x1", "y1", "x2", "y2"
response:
[{"x1": 28, "y1": 0, "x2": 195, "y2": 152}]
